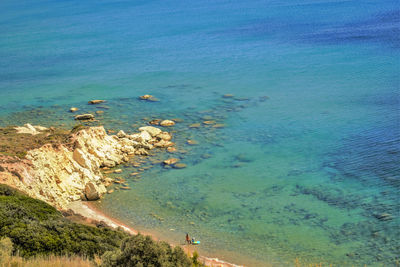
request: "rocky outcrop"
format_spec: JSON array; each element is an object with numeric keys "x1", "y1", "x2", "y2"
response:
[
  {"x1": 14, "y1": 124, "x2": 48, "y2": 135},
  {"x1": 0, "y1": 125, "x2": 174, "y2": 209}
]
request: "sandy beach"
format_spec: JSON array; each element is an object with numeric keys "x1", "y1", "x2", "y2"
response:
[{"x1": 68, "y1": 201, "x2": 243, "y2": 267}]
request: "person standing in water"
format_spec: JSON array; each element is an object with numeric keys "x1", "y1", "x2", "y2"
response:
[{"x1": 186, "y1": 233, "x2": 191, "y2": 244}]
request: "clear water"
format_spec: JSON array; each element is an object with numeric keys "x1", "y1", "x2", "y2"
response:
[{"x1": 1, "y1": 0, "x2": 399, "y2": 265}]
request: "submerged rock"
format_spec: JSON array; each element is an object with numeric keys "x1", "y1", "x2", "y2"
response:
[
  {"x1": 163, "y1": 158, "x2": 179, "y2": 165},
  {"x1": 189, "y1": 123, "x2": 201, "y2": 128},
  {"x1": 167, "y1": 147, "x2": 177, "y2": 153},
  {"x1": 223, "y1": 94, "x2": 234, "y2": 98},
  {"x1": 88, "y1": 100, "x2": 105, "y2": 104},
  {"x1": 149, "y1": 119, "x2": 161, "y2": 125},
  {"x1": 212, "y1": 124, "x2": 225, "y2": 128},
  {"x1": 173, "y1": 163, "x2": 187, "y2": 169},
  {"x1": 70, "y1": 107, "x2": 79, "y2": 112},
  {"x1": 374, "y1": 213, "x2": 393, "y2": 221},
  {"x1": 187, "y1": 139, "x2": 198, "y2": 145},
  {"x1": 75, "y1": 114, "x2": 94, "y2": 120}
]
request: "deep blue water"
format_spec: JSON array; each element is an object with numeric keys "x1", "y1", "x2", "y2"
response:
[{"x1": 1, "y1": 0, "x2": 399, "y2": 265}]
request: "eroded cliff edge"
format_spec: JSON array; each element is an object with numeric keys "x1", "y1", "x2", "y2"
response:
[{"x1": 0, "y1": 125, "x2": 173, "y2": 209}]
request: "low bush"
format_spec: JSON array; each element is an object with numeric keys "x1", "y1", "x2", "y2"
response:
[
  {"x1": 0, "y1": 184, "x2": 128, "y2": 258},
  {"x1": 0, "y1": 184, "x2": 194, "y2": 266},
  {"x1": 101, "y1": 234, "x2": 192, "y2": 267}
]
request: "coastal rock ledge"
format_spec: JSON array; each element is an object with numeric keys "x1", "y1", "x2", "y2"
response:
[{"x1": 0, "y1": 126, "x2": 172, "y2": 209}]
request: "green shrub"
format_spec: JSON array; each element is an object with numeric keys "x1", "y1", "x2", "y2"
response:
[
  {"x1": 101, "y1": 234, "x2": 192, "y2": 267},
  {"x1": 0, "y1": 184, "x2": 194, "y2": 266},
  {"x1": 0, "y1": 184, "x2": 128, "y2": 258}
]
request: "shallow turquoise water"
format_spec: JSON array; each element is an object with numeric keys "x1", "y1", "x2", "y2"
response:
[{"x1": 1, "y1": 0, "x2": 399, "y2": 265}]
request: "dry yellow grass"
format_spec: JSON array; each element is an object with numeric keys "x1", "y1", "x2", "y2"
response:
[{"x1": 0, "y1": 255, "x2": 95, "y2": 267}]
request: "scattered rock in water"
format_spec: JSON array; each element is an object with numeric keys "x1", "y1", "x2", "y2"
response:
[
  {"x1": 114, "y1": 169, "x2": 123, "y2": 174},
  {"x1": 201, "y1": 154, "x2": 212, "y2": 159},
  {"x1": 232, "y1": 163, "x2": 243, "y2": 168},
  {"x1": 95, "y1": 110, "x2": 104, "y2": 115},
  {"x1": 203, "y1": 120, "x2": 216, "y2": 125},
  {"x1": 202, "y1": 115, "x2": 213, "y2": 120},
  {"x1": 163, "y1": 158, "x2": 179, "y2": 165},
  {"x1": 88, "y1": 100, "x2": 106, "y2": 104},
  {"x1": 140, "y1": 94, "x2": 152, "y2": 100},
  {"x1": 149, "y1": 119, "x2": 161, "y2": 125},
  {"x1": 75, "y1": 114, "x2": 94, "y2": 120},
  {"x1": 160, "y1": 120, "x2": 175, "y2": 127},
  {"x1": 172, "y1": 118, "x2": 183, "y2": 122},
  {"x1": 167, "y1": 147, "x2": 177, "y2": 153},
  {"x1": 223, "y1": 94, "x2": 234, "y2": 98},
  {"x1": 120, "y1": 186, "x2": 131, "y2": 190},
  {"x1": 173, "y1": 163, "x2": 187, "y2": 169},
  {"x1": 374, "y1": 213, "x2": 393, "y2": 221},
  {"x1": 70, "y1": 107, "x2": 79, "y2": 112},
  {"x1": 139, "y1": 95, "x2": 158, "y2": 101},
  {"x1": 187, "y1": 139, "x2": 198, "y2": 145},
  {"x1": 234, "y1": 97, "x2": 250, "y2": 101},
  {"x1": 107, "y1": 189, "x2": 114, "y2": 194},
  {"x1": 189, "y1": 123, "x2": 201, "y2": 128},
  {"x1": 259, "y1": 96, "x2": 270, "y2": 102},
  {"x1": 96, "y1": 105, "x2": 110, "y2": 109},
  {"x1": 130, "y1": 172, "x2": 139, "y2": 176},
  {"x1": 212, "y1": 124, "x2": 225, "y2": 128}
]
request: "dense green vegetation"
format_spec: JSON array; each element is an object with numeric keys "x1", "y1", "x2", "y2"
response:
[
  {"x1": 0, "y1": 184, "x2": 197, "y2": 267},
  {"x1": 101, "y1": 234, "x2": 192, "y2": 267},
  {"x1": 0, "y1": 184, "x2": 129, "y2": 258}
]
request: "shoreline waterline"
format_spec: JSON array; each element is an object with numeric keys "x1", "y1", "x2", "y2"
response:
[{"x1": 68, "y1": 201, "x2": 245, "y2": 267}]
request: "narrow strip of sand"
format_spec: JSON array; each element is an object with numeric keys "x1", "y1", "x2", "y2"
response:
[{"x1": 67, "y1": 201, "x2": 243, "y2": 267}]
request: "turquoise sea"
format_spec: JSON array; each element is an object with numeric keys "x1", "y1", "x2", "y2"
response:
[{"x1": 1, "y1": 0, "x2": 399, "y2": 265}]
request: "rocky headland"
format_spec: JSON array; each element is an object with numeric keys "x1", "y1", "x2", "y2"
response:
[{"x1": 0, "y1": 124, "x2": 173, "y2": 209}]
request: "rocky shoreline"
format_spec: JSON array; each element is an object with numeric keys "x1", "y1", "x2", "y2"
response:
[
  {"x1": 0, "y1": 124, "x2": 173, "y2": 209},
  {"x1": 0, "y1": 122, "x2": 243, "y2": 267}
]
